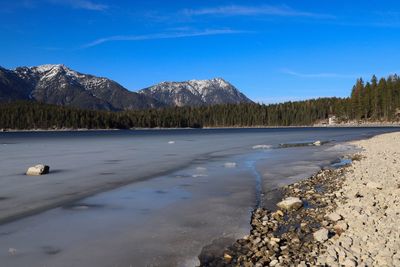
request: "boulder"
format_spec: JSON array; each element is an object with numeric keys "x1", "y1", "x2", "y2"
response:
[
  {"x1": 277, "y1": 197, "x2": 303, "y2": 211},
  {"x1": 26, "y1": 164, "x2": 50, "y2": 176},
  {"x1": 313, "y1": 228, "x2": 329, "y2": 242}
]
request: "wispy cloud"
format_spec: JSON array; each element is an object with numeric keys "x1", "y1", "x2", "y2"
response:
[
  {"x1": 281, "y1": 68, "x2": 358, "y2": 79},
  {"x1": 48, "y1": 0, "x2": 108, "y2": 11},
  {"x1": 82, "y1": 29, "x2": 246, "y2": 48},
  {"x1": 182, "y1": 5, "x2": 334, "y2": 19}
]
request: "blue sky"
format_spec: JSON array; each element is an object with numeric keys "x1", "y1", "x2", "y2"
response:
[{"x1": 1, "y1": 0, "x2": 400, "y2": 103}]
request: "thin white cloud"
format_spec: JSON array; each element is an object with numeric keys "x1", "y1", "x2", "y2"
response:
[
  {"x1": 48, "y1": 0, "x2": 108, "y2": 11},
  {"x1": 182, "y1": 5, "x2": 334, "y2": 19},
  {"x1": 281, "y1": 69, "x2": 358, "y2": 79},
  {"x1": 83, "y1": 29, "x2": 246, "y2": 48}
]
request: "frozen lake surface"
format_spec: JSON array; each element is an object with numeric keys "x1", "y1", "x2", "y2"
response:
[{"x1": 0, "y1": 128, "x2": 398, "y2": 266}]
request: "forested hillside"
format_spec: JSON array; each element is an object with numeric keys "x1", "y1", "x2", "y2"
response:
[
  {"x1": 1, "y1": 75, "x2": 399, "y2": 130},
  {"x1": 351, "y1": 75, "x2": 400, "y2": 120}
]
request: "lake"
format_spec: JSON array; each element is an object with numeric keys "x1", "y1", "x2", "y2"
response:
[{"x1": 0, "y1": 127, "x2": 397, "y2": 266}]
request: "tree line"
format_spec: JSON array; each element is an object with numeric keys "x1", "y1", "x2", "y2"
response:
[{"x1": 0, "y1": 74, "x2": 399, "y2": 130}]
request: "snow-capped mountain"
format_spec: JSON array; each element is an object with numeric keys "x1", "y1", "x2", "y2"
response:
[
  {"x1": 139, "y1": 78, "x2": 253, "y2": 107},
  {"x1": 0, "y1": 64, "x2": 253, "y2": 110},
  {"x1": 1, "y1": 64, "x2": 161, "y2": 110}
]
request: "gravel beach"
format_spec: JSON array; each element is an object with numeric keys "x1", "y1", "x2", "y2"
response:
[
  {"x1": 200, "y1": 132, "x2": 400, "y2": 266},
  {"x1": 317, "y1": 132, "x2": 400, "y2": 266}
]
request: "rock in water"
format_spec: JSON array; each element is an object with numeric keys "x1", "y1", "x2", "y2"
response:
[
  {"x1": 8, "y1": 248, "x2": 17, "y2": 256},
  {"x1": 313, "y1": 228, "x2": 329, "y2": 242},
  {"x1": 26, "y1": 164, "x2": 50, "y2": 176},
  {"x1": 277, "y1": 197, "x2": 303, "y2": 211},
  {"x1": 223, "y1": 253, "x2": 232, "y2": 263},
  {"x1": 313, "y1": 140, "x2": 322, "y2": 146}
]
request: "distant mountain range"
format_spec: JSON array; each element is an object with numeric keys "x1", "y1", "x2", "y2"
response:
[
  {"x1": 139, "y1": 78, "x2": 252, "y2": 107},
  {"x1": 0, "y1": 64, "x2": 253, "y2": 110}
]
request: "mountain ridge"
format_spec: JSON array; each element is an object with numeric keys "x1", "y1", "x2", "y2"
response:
[
  {"x1": 139, "y1": 77, "x2": 253, "y2": 107},
  {"x1": 0, "y1": 64, "x2": 253, "y2": 110}
]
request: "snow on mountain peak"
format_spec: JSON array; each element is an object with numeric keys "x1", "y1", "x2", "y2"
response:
[
  {"x1": 34, "y1": 64, "x2": 67, "y2": 73},
  {"x1": 29, "y1": 64, "x2": 86, "y2": 81}
]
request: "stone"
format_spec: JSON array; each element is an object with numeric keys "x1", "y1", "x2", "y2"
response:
[
  {"x1": 272, "y1": 210, "x2": 284, "y2": 219},
  {"x1": 26, "y1": 164, "x2": 50, "y2": 176},
  {"x1": 343, "y1": 258, "x2": 357, "y2": 267},
  {"x1": 314, "y1": 140, "x2": 322, "y2": 146},
  {"x1": 8, "y1": 248, "x2": 17, "y2": 256},
  {"x1": 326, "y1": 255, "x2": 339, "y2": 266},
  {"x1": 326, "y1": 212, "x2": 342, "y2": 222},
  {"x1": 327, "y1": 247, "x2": 337, "y2": 258},
  {"x1": 277, "y1": 197, "x2": 303, "y2": 211},
  {"x1": 253, "y1": 237, "x2": 261, "y2": 245},
  {"x1": 223, "y1": 253, "x2": 232, "y2": 263},
  {"x1": 313, "y1": 228, "x2": 329, "y2": 242},
  {"x1": 334, "y1": 221, "x2": 348, "y2": 231},
  {"x1": 365, "y1": 182, "x2": 382, "y2": 190},
  {"x1": 271, "y1": 237, "x2": 280, "y2": 243},
  {"x1": 269, "y1": 259, "x2": 278, "y2": 266}
]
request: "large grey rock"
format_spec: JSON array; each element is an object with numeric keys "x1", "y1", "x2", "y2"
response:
[
  {"x1": 277, "y1": 197, "x2": 303, "y2": 211},
  {"x1": 26, "y1": 164, "x2": 50, "y2": 176},
  {"x1": 313, "y1": 228, "x2": 329, "y2": 242}
]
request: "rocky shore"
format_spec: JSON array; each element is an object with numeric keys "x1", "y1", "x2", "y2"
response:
[{"x1": 199, "y1": 132, "x2": 400, "y2": 266}]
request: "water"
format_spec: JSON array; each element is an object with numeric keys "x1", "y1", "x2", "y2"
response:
[{"x1": 0, "y1": 127, "x2": 397, "y2": 266}]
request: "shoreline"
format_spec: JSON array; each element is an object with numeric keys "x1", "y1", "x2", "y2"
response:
[
  {"x1": 200, "y1": 132, "x2": 400, "y2": 266},
  {"x1": 1, "y1": 124, "x2": 400, "y2": 133},
  {"x1": 199, "y1": 161, "x2": 352, "y2": 266}
]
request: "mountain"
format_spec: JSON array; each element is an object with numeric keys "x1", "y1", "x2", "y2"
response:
[
  {"x1": 1, "y1": 64, "x2": 161, "y2": 110},
  {"x1": 139, "y1": 78, "x2": 253, "y2": 107},
  {"x1": 0, "y1": 64, "x2": 253, "y2": 110},
  {"x1": 0, "y1": 66, "x2": 31, "y2": 102}
]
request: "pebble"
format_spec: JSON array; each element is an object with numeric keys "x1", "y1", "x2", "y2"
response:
[
  {"x1": 313, "y1": 228, "x2": 330, "y2": 242},
  {"x1": 269, "y1": 259, "x2": 278, "y2": 266},
  {"x1": 326, "y1": 212, "x2": 342, "y2": 222}
]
